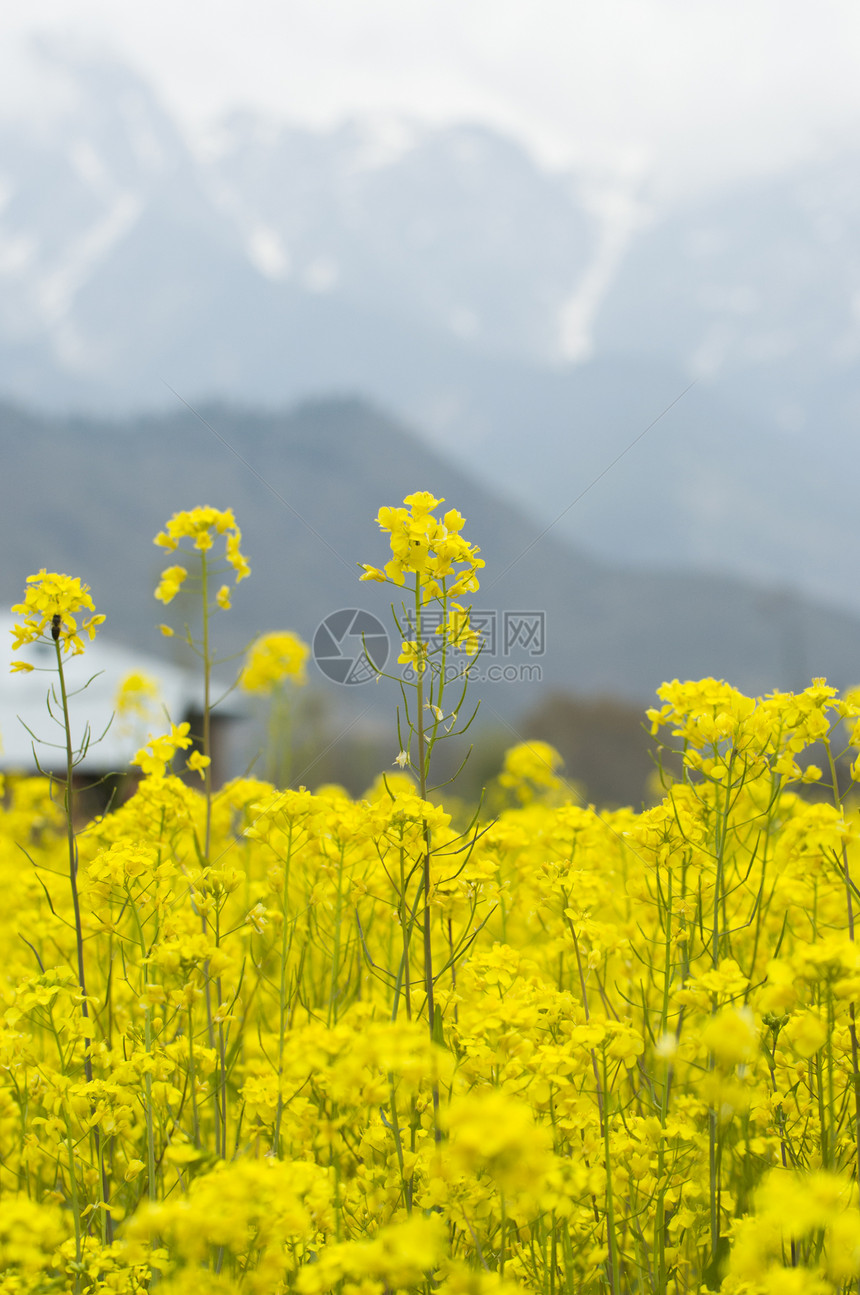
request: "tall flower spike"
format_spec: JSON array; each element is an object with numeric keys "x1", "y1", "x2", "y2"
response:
[{"x1": 153, "y1": 507, "x2": 250, "y2": 614}]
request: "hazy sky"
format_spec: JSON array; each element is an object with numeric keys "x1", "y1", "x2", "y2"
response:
[{"x1": 2, "y1": 1, "x2": 860, "y2": 202}]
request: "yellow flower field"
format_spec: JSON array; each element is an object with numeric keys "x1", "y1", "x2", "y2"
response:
[{"x1": 1, "y1": 497, "x2": 859, "y2": 1293}]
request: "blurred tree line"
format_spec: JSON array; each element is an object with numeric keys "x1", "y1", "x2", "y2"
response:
[{"x1": 248, "y1": 689, "x2": 672, "y2": 810}]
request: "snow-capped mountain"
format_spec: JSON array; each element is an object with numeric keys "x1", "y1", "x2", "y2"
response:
[
  {"x1": 1, "y1": 45, "x2": 859, "y2": 618},
  {"x1": 201, "y1": 110, "x2": 601, "y2": 364},
  {"x1": 0, "y1": 44, "x2": 613, "y2": 406},
  {"x1": 592, "y1": 154, "x2": 860, "y2": 440}
]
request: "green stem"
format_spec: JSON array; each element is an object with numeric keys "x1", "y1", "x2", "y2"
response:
[
  {"x1": 601, "y1": 1049, "x2": 620, "y2": 1295},
  {"x1": 188, "y1": 1003, "x2": 200, "y2": 1149},
  {"x1": 414, "y1": 579, "x2": 440, "y2": 1141},
  {"x1": 128, "y1": 893, "x2": 157, "y2": 1201},
  {"x1": 54, "y1": 641, "x2": 113, "y2": 1245},
  {"x1": 415, "y1": 583, "x2": 436, "y2": 1028},
  {"x1": 273, "y1": 826, "x2": 294, "y2": 1155},
  {"x1": 269, "y1": 689, "x2": 293, "y2": 789},
  {"x1": 201, "y1": 553, "x2": 213, "y2": 858},
  {"x1": 398, "y1": 845, "x2": 413, "y2": 1023},
  {"x1": 653, "y1": 871, "x2": 673, "y2": 1293},
  {"x1": 215, "y1": 903, "x2": 227, "y2": 1158},
  {"x1": 62, "y1": 1102, "x2": 83, "y2": 1290},
  {"x1": 387, "y1": 1074, "x2": 412, "y2": 1212},
  {"x1": 499, "y1": 1194, "x2": 507, "y2": 1278},
  {"x1": 825, "y1": 739, "x2": 860, "y2": 1190},
  {"x1": 196, "y1": 553, "x2": 221, "y2": 1153},
  {"x1": 327, "y1": 847, "x2": 346, "y2": 1027}
]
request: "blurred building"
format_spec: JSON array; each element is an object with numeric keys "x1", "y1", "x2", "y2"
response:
[{"x1": 0, "y1": 617, "x2": 239, "y2": 790}]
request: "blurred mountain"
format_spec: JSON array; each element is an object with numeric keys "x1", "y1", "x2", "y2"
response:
[
  {"x1": 1, "y1": 397, "x2": 857, "y2": 727},
  {"x1": 592, "y1": 156, "x2": 860, "y2": 437},
  {"x1": 0, "y1": 45, "x2": 598, "y2": 406},
  {"x1": 1, "y1": 46, "x2": 859, "y2": 616}
]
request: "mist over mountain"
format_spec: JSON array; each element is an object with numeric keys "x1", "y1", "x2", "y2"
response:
[
  {"x1": 1, "y1": 398, "x2": 858, "y2": 728},
  {"x1": 1, "y1": 46, "x2": 858, "y2": 621}
]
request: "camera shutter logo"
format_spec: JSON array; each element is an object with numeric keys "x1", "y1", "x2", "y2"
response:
[{"x1": 313, "y1": 609, "x2": 389, "y2": 685}]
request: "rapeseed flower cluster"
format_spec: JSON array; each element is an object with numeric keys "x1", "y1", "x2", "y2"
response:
[
  {"x1": 360, "y1": 490, "x2": 484, "y2": 597},
  {"x1": 240, "y1": 631, "x2": 309, "y2": 692},
  {"x1": 153, "y1": 506, "x2": 249, "y2": 613},
  {"x1": 10, "y1": 569, "x2": 105, "y2": 663},
  {"x1": 115, "y1": 672, "x2": 160, "y2": 719},
  {"x1": 3, "y1": 511, "x2": 860, "y2": 1293},
  {"x1": 498, "y1": 740, "x2": 565, "y2": 803}
]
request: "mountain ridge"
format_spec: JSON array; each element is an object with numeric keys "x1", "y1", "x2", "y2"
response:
[
  {"x1": 2, "y1": 47, "x2": 859, "y2": 617},
  {"x1": 3, "y1": 396, "x2": 859, "y2": 727}
]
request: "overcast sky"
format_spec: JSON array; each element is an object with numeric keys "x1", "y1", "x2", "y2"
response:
[{"x1": 2, "y1": 1, "x2": 860, "y2": 203}]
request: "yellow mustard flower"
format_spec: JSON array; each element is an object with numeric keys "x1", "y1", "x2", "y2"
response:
[
  {"x1": 154, "y1": 565, "x2": 188, "y2": 605},
  {"x1": 153, "y1": 507, "x2": 250, "y2": 608},
  {"x1": 239, "y1": 630, "x2": 310, "y2": 693},
  {"x1": 115, "y1": 671, "x2": 160, "y2": 720},
  {"x1": 187, "y1": 751, "x2": 211, "y2": 780},
  {"x1": 362, "y1": 492, "x2": 484, "y2": 593},
  {"x1": 499, "y1": 740, "x2": 564, "y2": 800},
  {"x1": 131, "y1": 722, "x2": 194, "y2": 778},
  {"x1": 11, "y1": 569, "x2": 105, "y2": 658},
  {"x1": 397, "y1": 639, "x2": 429, "y2": 674}
]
